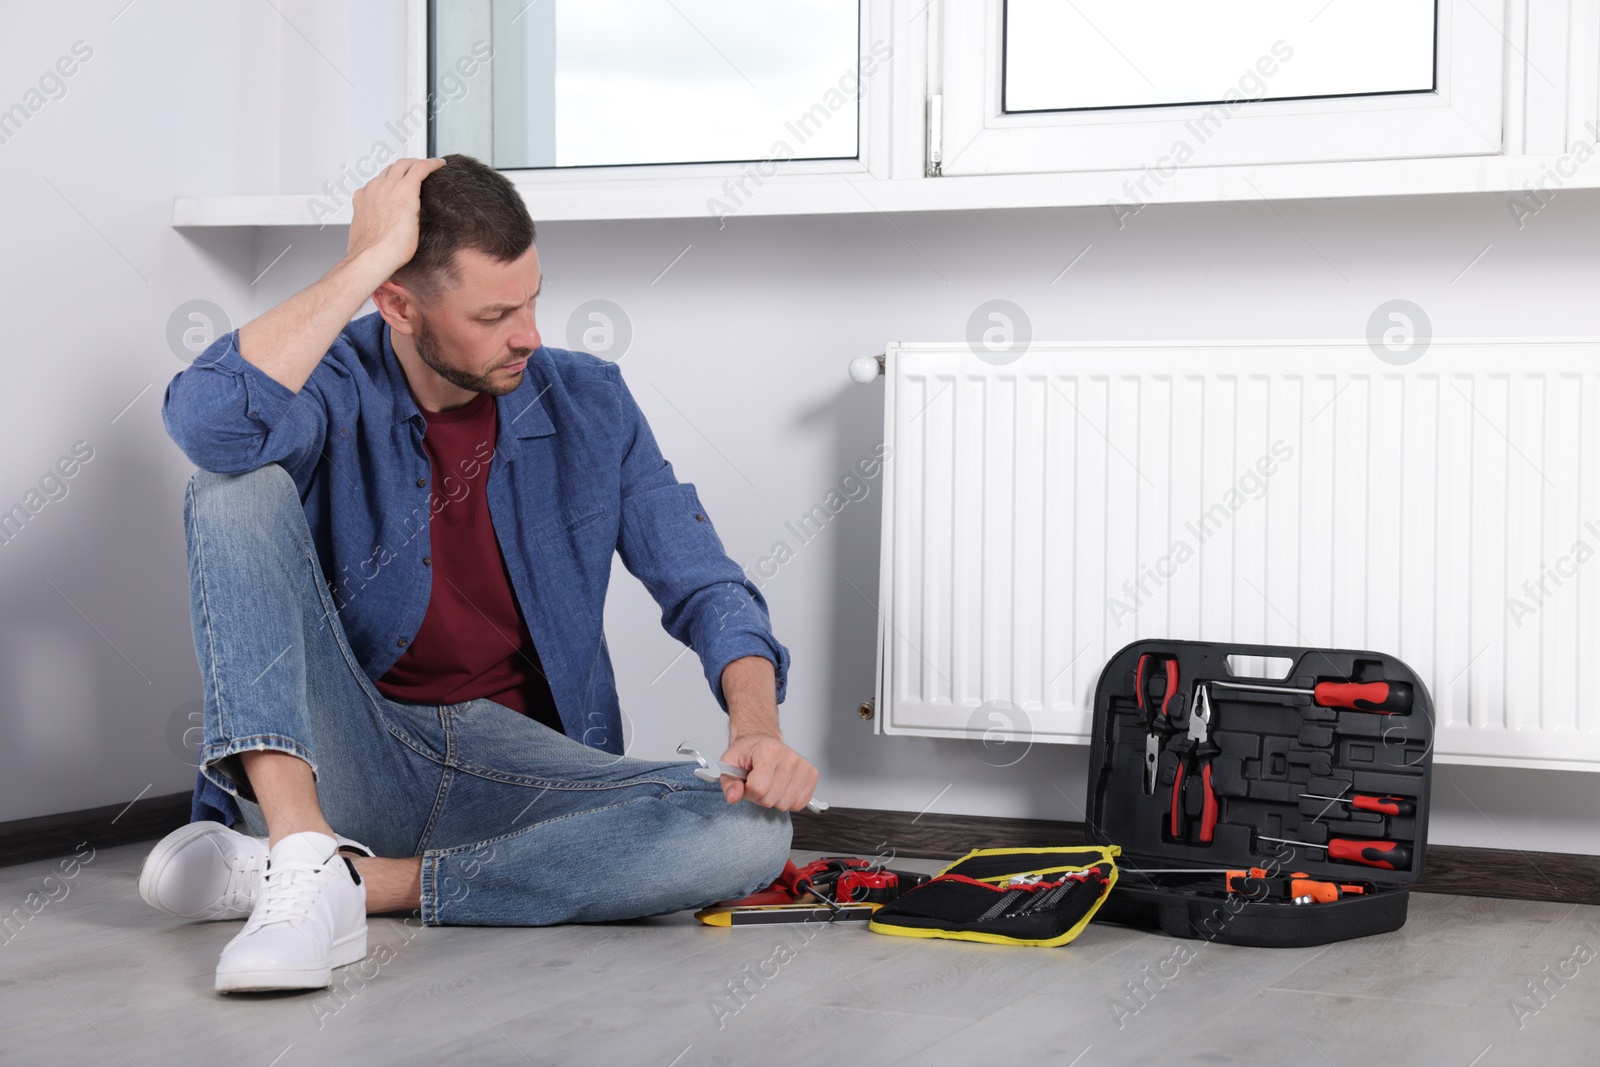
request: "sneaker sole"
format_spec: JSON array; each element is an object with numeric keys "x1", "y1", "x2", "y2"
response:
[
  {"x1": 214, "y1": 927, "x2": 368, "y2": 994},
  {"x1": 137, "y1": 821, "x2": 247, "y2": 920}
]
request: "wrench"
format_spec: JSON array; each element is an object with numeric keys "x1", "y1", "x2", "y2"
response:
[{"x1": 676, "y1": 742, "x2": 830, "y2": 814}]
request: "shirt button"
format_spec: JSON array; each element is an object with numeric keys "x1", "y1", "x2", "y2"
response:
[
  {"x1": 422, "y1": 556, "x2": 431, "y2": 566},
  {"x1": 397, "y1": 637, "x2": 409, "y2": 647},
  {"x1": 695, "y1": 513, "x2": 705, "y2": 522},
  {"x1": 417, "y1": 478, "x2": 427, "y2": 487}
]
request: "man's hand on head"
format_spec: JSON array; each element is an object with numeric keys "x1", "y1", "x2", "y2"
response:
[
  {"x1": 719, "y1": 734, "x2": 819, "y2": 813},
  {"x1": 230, "y1": 157, "x2": 449, "y2": 397},
  {"x1": 346, "y1": 157, "x2": 448, "y2": 277}
]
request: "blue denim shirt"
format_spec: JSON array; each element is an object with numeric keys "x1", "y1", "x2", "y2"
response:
[{"x1": 162, "y1": 310, "x2": 789, "y2": 775}]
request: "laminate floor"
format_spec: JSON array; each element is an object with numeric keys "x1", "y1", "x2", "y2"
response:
[{"x1": 2, "y1": 842, "x2": 1595, "y2": 1066}]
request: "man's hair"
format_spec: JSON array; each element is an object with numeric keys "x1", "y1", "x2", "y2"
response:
[{"x1": 392, "y1": 153, "x2": 535, "y2": 302}]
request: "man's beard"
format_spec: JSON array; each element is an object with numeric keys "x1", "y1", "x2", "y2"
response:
[{"x1": 413, "y1": 312, "x2": 530, "y2": 397}]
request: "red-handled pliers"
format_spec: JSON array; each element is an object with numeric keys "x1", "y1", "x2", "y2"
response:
[
  {"x1": 1171, "y1": 684, "x2": 1219, "y2": 842},
  {"x1": 1137, "y1": 653, "x2": 1180, "y2": 795}
]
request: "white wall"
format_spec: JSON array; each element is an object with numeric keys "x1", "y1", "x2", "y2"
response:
[
  {"x1": 0, "y1": 1, "x2": 275, "y2": 823},
  {"x1": 3, "y1": 1, "x2": 1598, "y2": 857}
]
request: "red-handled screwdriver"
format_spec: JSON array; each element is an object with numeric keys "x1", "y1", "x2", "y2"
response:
[
  {"x1": 1212, "y1": 679, "x2": 1413, "y2": 714},
  {"x1": 1259, "y1": 835, "x2": 1413, "y2": 870},
  {"x1": 1302, "y1": 793, "x2": 1416, "y2": 817}
]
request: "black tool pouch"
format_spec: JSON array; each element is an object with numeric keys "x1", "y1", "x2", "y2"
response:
[{"x1": 868, "y1": 845, "x2": 1120, "y2": 946}]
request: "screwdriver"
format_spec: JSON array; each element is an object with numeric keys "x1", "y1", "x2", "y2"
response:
[
  {"x1": 1226, "y1": 870, "x2": 1366, "y2": 904},
  {"x1": 1258, "y1": 835, "x2": 1413, "y2": 870},
  {"x1": 1211, "y1": 679, "x2": 1412, "y2": 714},
  {"x1": 1122, "y1": 867, "x2": 1365, "y2": 903},
  {"x1": 1302, "y1": 793, "x2": 1415, "y2": 817}
]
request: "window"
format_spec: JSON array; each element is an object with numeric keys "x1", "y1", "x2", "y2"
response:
[
  {"x1": 937, "y1": 0, "x2": 1500, "y2": 178},
  {"x1": 298, "y1": 0, "x2": 1597, "y2": 225},
  {"x1": 1003, "y1": 0, "x2": 1436, "y2": 113},
  {"x1": 430, "y1": 0, "x2": 862, "y2": 171}
]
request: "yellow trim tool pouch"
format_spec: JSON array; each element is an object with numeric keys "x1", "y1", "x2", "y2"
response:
[{"x1": 867, "y1": 845, "x2": 1120, "y2": 947}]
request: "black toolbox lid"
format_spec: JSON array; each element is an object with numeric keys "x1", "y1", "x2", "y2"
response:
[{"x1": 1085, "y1": 639, "x2": 1434, "y2": 891}]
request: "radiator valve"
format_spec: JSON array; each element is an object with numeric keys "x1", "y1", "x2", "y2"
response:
[{"x1": 848, "y1": 355, "x2": 885, "y2": 383}]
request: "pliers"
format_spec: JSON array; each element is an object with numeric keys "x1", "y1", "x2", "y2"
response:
[
  {"x1": 677, "y1": 742, "x2": 830, "y2": 814},
  {"x1": 1137, "y1": 653, "x2": 1180, "y2": 795},
  {"x1": 1171, "y1": 684, "x2": 1216, "y2": 844},
  {"x1": 1170, "y1": 684, "x2": 1220, "y2": 843}
]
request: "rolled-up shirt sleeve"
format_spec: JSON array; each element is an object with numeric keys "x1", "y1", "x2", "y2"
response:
[
  {"x1": 161, "y1": 329, "x2": 328, "y2": 477},
  {"x1": 611, "y1": 369, "x2": 790, "y2": 711}
]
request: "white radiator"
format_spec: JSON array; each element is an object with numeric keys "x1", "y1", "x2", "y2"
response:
[{"x1": 872, "y1": 339, "x2": 1600, "y2": 772}]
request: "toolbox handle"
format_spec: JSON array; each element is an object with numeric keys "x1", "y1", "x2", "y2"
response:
[{"x1": 1221, "y1": 654, "x2": 1295, "y2": 681}]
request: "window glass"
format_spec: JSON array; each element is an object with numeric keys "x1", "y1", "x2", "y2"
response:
[
  {"x1": 1004, "y1": 0, "x2": 1436, "y2": 113},
  {"x1": 432, "y1": 0, "x2": 861, "y2": 168}
]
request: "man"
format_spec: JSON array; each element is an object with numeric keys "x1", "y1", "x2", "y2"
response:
[{"x1": 145, "y1": 154, "x2": 818, "y2": 994}]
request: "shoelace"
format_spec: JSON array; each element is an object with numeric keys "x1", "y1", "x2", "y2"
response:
[
  {"x1": 213, "y1": 848, "x2": 267, "y2": 916},
  {"x1": 245, "y1": 862, "x2": 332, "y2": 929}
]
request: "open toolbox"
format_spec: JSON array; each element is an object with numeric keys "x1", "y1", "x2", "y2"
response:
[{"x1": 1085, "y1": 639, "x2": 1434, "y2": 947}]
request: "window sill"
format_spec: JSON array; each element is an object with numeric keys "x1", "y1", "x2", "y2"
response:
[{"x1": 171, "y1": 152, "x2": 1595, "y2": 228}]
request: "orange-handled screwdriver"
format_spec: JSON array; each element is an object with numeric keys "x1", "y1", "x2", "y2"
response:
[
  {"x1": 1224, "y1": 869, "x2": 1367, "y2": 904},
  {"x1": 1302, "y1": 793, "x2": 1415, "y2": 817},
  {"x1": 1124, "y1": 867, "x2": 1366, "y2": 903},
  {"x1": 1212, "y1": 679, "x2": 1412, "y2": 714},
  {"x1": 1259, "y1": 835, "x2": 1413, "y2": 870}
]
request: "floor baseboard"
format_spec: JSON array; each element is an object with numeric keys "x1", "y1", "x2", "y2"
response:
[
  {"x1": 6, "y1": 795, "x2": 1595, "y2": 907},
  {"x1": 792, "y1": 805, "x2": 1600, "y2": 906},
  {"x1": 0, "y1": 791, "x2": 190, "y2": 869}
]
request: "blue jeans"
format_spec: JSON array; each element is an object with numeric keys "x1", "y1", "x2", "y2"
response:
[{"x1": 181, "y1": 463, "x2": 791, "y2": 926}]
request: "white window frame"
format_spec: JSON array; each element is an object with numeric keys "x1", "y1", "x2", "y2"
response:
[
  {"x1": 427, "y1": 0, "x2": 902, "y2": 198},
  {"x1": 935, "y1": 0, "x2": 1506, "y2": 178},
  {"x1": 169, "y1": 0, "x2": 1600, "y2": 227}
]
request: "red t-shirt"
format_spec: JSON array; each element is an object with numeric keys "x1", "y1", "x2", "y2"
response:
[{"x1": 374, "y1": 389, "x2": 563, "y2": 733}]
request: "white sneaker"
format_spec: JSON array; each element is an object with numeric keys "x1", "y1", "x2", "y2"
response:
[
  {"x1": 213, "y1": 831, "x2": 368, "y2": 993},
  {"x1": 138, "y1": 821, "x2": 372, "y2": 922}
]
